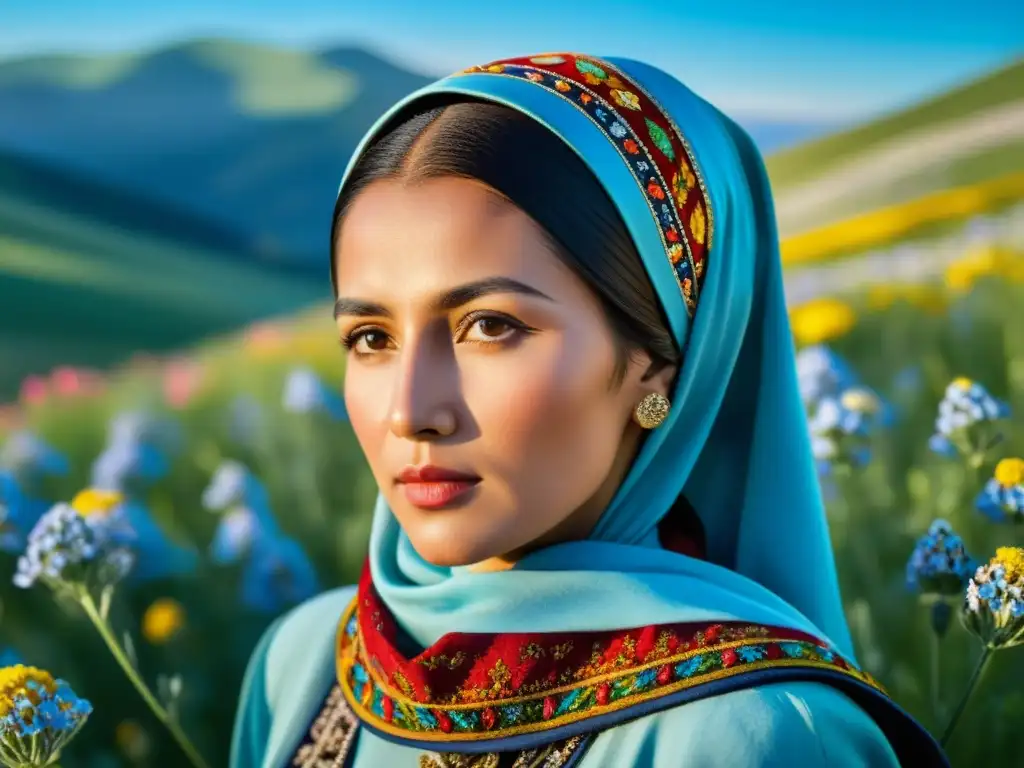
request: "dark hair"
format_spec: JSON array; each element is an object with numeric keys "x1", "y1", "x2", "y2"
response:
[
  {"x1": 331, "y1": 99, "x2": 681, "y2": 384},
  {"x1": 331, "y1": 98, "x2": 705, "y2": 555}
]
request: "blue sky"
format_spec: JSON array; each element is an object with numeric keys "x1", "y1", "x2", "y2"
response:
[{"x1": 2, "y1": 0, "x2": 1021, "y2": 121}]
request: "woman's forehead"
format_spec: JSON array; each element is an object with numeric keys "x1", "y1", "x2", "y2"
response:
[{"x1": 333, "y1": 177, "x2": 579, "y2": 300}]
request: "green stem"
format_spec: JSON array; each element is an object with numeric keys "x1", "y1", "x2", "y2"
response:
[
  {"x1": 940, "y1": 647, "x2": 993, "y2": 747},
  {"x1": 79, "y1": 594, "x2": 211, "y2": 768},
  {"x1": 930, "y1": 630, "x2": 942, "y2": 721}
]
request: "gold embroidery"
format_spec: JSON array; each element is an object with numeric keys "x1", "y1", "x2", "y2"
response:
[
  {"x1": 418, "y1": 736, "x2": 586, "y2": 768},
  {"x1": 292, "y1": 685, "x2": 358, "y2": 768}
]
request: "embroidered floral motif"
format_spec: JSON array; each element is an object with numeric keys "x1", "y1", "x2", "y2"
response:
[
  {"x1": 292, "y1": 685, "x2": 359, "y2": 768},
  {"x1": 335, "y1": 566, "x2": 885, "y2": 744},
  {"x1": 456, "y1": 53, "x2": 711, "y2": 316}
]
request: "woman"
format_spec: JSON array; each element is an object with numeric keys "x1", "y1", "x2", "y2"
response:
[{"x1": 231, "y1": 52, "x2": 946, "y2": 767}]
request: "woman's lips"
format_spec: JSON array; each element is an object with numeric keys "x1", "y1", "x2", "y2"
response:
[{"x1": 396, "y1": 465, "x2": 480, "y2": 510}]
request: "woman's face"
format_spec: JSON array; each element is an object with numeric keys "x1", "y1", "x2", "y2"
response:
[{"x1": 334, "y1": 176, "x2": 672, "y2": 569}]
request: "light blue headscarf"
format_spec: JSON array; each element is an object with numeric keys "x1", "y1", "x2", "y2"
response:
[{"x1": 338, "y1": 56, "x2": 854, "y2": 660}]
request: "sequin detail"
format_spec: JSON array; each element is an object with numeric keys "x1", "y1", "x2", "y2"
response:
[
  {"x1": 291, "y1": 685, "x2": 359, "y2": 768},
  {"x1": 458, "y1": 53, "x2": 711, "y2": 315},
  {"x1": 335, "y1": 566, "x2": 884, "y2": 743}
]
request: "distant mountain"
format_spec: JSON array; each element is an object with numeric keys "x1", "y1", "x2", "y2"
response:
[
  {"x1": 0, "y1": 40, "x2": 432, "y2": 264},
  {"x1": 0, "y1": 147, "x2": 326, "y2": 397}
]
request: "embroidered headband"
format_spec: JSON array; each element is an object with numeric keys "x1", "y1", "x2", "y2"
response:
[{"x1": 456, "y1": 53, "x2": 713, "y2": 316}]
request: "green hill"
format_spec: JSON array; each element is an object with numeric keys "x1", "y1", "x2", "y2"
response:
[
  {"x1": 768, "y1": 57, "x2": 1024, "y2": 236},
  {"x1": 0, "y1": 150, "x2": 326, "y2": 398},
  {"x1": 0, "y1": 39, "x2": 433, "y2": 264}
]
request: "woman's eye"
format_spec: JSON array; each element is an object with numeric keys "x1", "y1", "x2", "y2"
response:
[
  {"x1": 351, "y1": 329, "x2": 391, "y2": 353},
  {"x1": 463, "y1": 316, "x2": 516, "y2": 342}
]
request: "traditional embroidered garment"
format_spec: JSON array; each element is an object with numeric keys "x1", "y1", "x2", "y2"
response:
[{"x1": 230, "y1": 52, "x2": 948, "y2": 767}]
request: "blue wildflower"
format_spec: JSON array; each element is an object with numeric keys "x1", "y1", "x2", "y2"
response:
[
  {"x1": 91, "y1": 440, "x2": 168, "y2": 492},
  {"x1": 282, "y1": 368, "x2": 347, "y2": 420},
  {"x1": 976, "y1": 458, "x2": 1024, "y2": 524},
  {"x1": 240, "y1": 534, "x2": 319, "y2": 614},
  {"x1": 906, "y1": 519, "x2": 976, "y2": 597},
  {"x1": 929, "y1": 378, "x2": 1010, "y2": 462},
  {"x1": 0, "y1": 665, "x2": 91, "y2": 766},
  {"x1": 12, "y1": 496, "x2": 135, "y2": 592},
  {"x1": 203, "y1": 462, "x2": 318, "y2": 612},
  {"x1": 0, "y1": 431, "x2": 69, "y2": 484},
  {"x1": 106, "y1": 411, "x2": 181, "y2": 457},
  {"x1": 963, "y1": 547, "x2": 1024, "y2": 649},
  {"x1": 0, "y1": 475, "x2": 26, "y2": 554},
  {"x1": 807, "y1": 389, "x2": 878, "y2": 473},
  {"x1": 795, "y1": 346, "x2": 859, "y2": 405},
  {"x1": 227, "y1": 394, "x2": 265, "y2": 447}
]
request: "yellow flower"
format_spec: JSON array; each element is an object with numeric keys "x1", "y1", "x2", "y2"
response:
[
  {"x1": 789, "y1": 298, "x2": 857, "y2": 345},
  {"x1": 0, "y1": 665, "x2": 56, "y2": 717},
  {"x1": 994, "y1": 458, "x2": 1024, "y2": 488},
  {"x1": 840, "y1": 388, "x2": 879, "y2": 413},
  {"x1": 70, "y1": 489, "x2": 124, "y2": 518},
  {"x1": 115, "y1": 719, "x2": 150, "y2": 759},
  {"x1": 142, "y1": 598, "x2": 185, "y2": 644},
  {"x1": 952, "y1": 376, "x2": 973, "y2": 390},
  {"x1": 994, "y1": 546, "x2": 1024, "y2": 583},
  {"x1": 944, "y1": 245, "x2": 1022, "y2": 293}
]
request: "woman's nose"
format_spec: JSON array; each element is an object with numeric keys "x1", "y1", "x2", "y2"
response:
[{"x1": 386, "y1": 342, "x2": 458, "y2": 440}]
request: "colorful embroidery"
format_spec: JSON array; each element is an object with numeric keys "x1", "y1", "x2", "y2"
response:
[
  {"x1": 457, "y1": 53, "x2": 712, "y2": 315},
  {"x1": 335, "y1": 566, "x2": 884, "y2": 743},
  {"x1": 291, "y1": 684, "x2": 359, "y2": 768},
  {"x1": 418, "y1": 735, "x2": 588, "y2": 768}
]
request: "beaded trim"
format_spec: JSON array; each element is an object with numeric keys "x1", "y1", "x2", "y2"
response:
[
  {"x1": 456, "y1": 53, "x2": 712, "y2": 315},
  {"x1": 335, "y1": 569, "x2": 884, "y2": 745},
  {"x1": 419, "y1": 735, "x2": 589, "y2": 768},
  {"x1": 291, "y1": 685, "x2": 359, "y2": 768}
]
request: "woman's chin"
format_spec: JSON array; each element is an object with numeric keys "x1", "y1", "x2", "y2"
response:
[{"x1": 406, "y1": 526, "x2": 515, "y2": 569}]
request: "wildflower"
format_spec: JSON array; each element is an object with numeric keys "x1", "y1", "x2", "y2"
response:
[
  {"x1": 13, "y1": 500, "x2": 134, "y2": 592},
  {"x1": 91, "y1": 440, "x2": 169, "y2": 492},
  {"x1": 807, "y1": 389, "x2": 878, "y2": 472},
  {"x1": 0, "y1": 432, "x2": 69, "y2": 482},
  {"x1": 976, "y1": 457, "x2": 1024, "y2": 524},
  {"x1": 929, "y1": 377, "x2": 1010, "y2": 462},
  {"x1": 162, "y1": 358, "x2": 204, "y2": 410},
  {"x1": 226, "y1": 394, "x2": 265, "y2": 447},
  {"x1": 202, "y1": 462, "x2": 319, "y2": 611},
  {"x1": 106, "y1": 411, "x2": 181, "y2": 458},
  {"x1": 204, "y1": 461, "x2": 278, "y2": 563},
  {"x1": 789, "y1": 298, "x2": 856, "y2": 346},
  {"x1": 906, "y1": 520, "x2": 976, "y2": 598},
  {"x1": 283, "y1": 367, "x2": 347, "y2": 420},
  {"x1": 115, "y1": 719, "x2": 151, "y2": 762},
  {"x1": 0, "y1": 665, "x2": 91, "y2": 767},
  {"x1": 795, "y1": 346, "x2": 858, "y2": 405},
  {"x1": 963, "y1": 547, "x2": 1024, "y2": 649},
  {"x1": 90, "y1": 437, "x2": 198, "y2": 582},
  {"x1": 241, "y1": 535, "x2": 320, "y2": 614},
  {"x1": 0, "y1": 475, "x2": 26, "y2": 553},
  {"x1": 141, "y1": 599, "x2": 185, "y2": 644}
]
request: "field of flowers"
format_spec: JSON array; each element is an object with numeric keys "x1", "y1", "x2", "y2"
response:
[{"x1": 0, "y1": 243, "x2": 1022, "y2": 767}]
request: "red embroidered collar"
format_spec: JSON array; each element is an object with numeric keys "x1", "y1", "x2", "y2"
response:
[{"x1": 335, "y1": 564, "x2": 884, "y2": 745}]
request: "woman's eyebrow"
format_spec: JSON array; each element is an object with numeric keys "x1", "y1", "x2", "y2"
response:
[{"x1": 333, "y1": 277, "x2": 553, "y2": 319}]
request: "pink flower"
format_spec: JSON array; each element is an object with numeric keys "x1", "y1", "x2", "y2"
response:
[
  {"x1": 19, "y1": 375, "x2": 48, "y2": 405},
  {"x1": 163, "y1": 358, "x2": 204, "y2": 409}
]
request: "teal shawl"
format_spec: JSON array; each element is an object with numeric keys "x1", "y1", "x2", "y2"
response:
[{"x1": 358, "y1": 55, "x2": 855, "y2": 658}]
